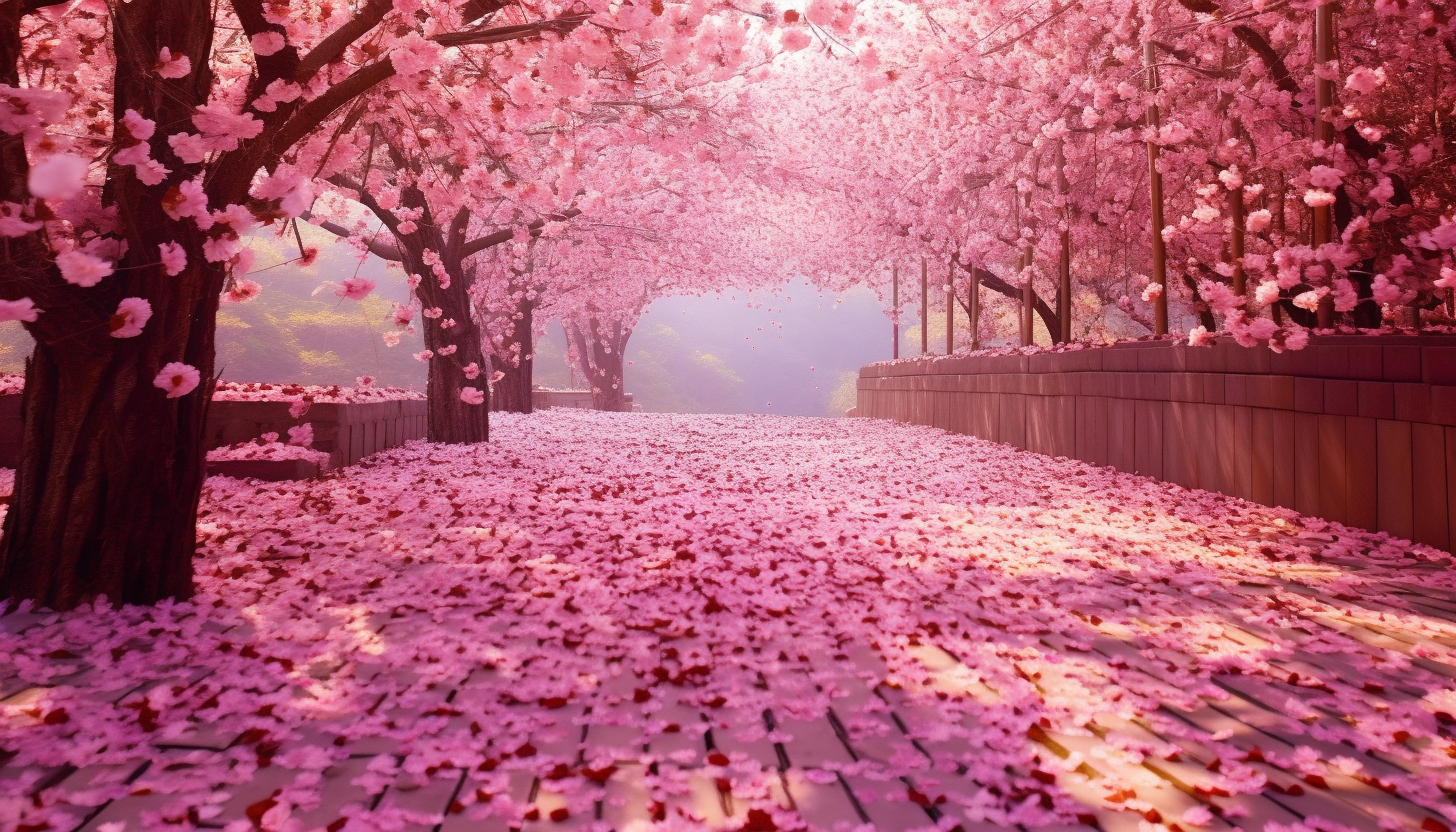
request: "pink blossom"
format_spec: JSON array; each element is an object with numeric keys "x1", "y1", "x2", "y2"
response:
[
  {"x1": 357, "y1": 375, "x2": 375, "y2": 387},
  {"x1": 1303, "y1": 189, "x2": 1336, "y2": 208},
  {"x1": 162, "y1": 178, "x2": 209, "y2": 222},
  {"x1": 28, "y1": 153, "x2": 88, "y2": 200},
  {"x1": 437, "y1": 344, "x2": 458, "y2": 356},
  {"x1": 155, "y1": 47, "x2": 192, "y2": 79},
  {"x1": 0, "y1": 202, "x2": 40, "y2": 237},
  {"x1": 56, "y1": 250, "x2": 113, "y2": 287},
  {"x1": 1187, "y1": 326, "x2": 1214, "y2": 347},
  {"x1": 223, "y1": 279, "x2": 261, "y2": 304},
  {"x1": 287, "y1": 423, "x2": 314, "y2": 447},
  {"x1": 159, "y1": 241, "x2": 187, "y2": 276},
  {"x1": 1254, "y1": 280, "x2": 1281, "y2": 305},
  {"x1": 1246, "y1": 209, "x2": 1272, "y2": 234},
  {"x1": 153, "y1": 361, "x2": 201, "y2": 398},
  {"x1": 1292, "y1": 288, "x2": 1327, "y2": 312},
  {"x1": 390, "y1": 33, "x2": 443, "y2": 78},
  {"x1": 1140, "y1": 283, "x2": 1162, "y2": 302},
  {"x1": 119, "y1": 109, "x2": 155, "y2": 142},
  {"x1": 391, "y1": 303, "x2": 415, "y2": 327},
  {"x1": 1309, "y1": 165, "x2": 1344, "y2": 189},
  {"x1": 460, "y1": 387, "x2": 485, "y2": 405},
  {"x1": 0, "y1": 297, "x2": 39, "y2": 323},
  {"x1": 1283, "y1": 325, "x2": 1310, "y2": 351},
  {"x1": 167, "y1": 133, "x2": 210, "y2": 164},
  {"x1": 414, "y1": 350, "x2": 434, "y2": 362},
  {"x1": 191, "y1": 104, "x2": 263, "y2": 143},
  {"x1": 1371, "y1": 273, "x2": 1405, "y2": 305},
  {"x1": 1345, "y1": 66, "x2": 1386, "y2": 94},
  {"x1": 0, "y1": 84, "x2": 68, "y2": 135},
  {"x1": 251, "y1": 31, "x2": 287, "y2": 56},
  {"x1": 780, "y1": 29, "x2": 813, "y2": 52},
  {"x1": 251, "y1": 170, "x2": 312, "y2": 216},
  {"x1": 109, "y1": 297, "x2": 153, "y2": 338},
  {"x1": 463, "y1": 362, "x2": 480, "y2": 379},
  {"x1": 334, "y1": 277, "x2": 376, "y2": 301}
]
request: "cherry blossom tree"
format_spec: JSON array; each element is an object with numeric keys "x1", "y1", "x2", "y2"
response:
[{"x1": 0, "y1": 0, "x2": 760, "y2": 609}]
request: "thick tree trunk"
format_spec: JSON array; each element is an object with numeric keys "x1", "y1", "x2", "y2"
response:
[
  {"x1": 0, "y1": 0, "x2": 226, "y2": 609},
  {"x1": 415, "y1": 256, "x2": 490, "y2": 443},
  {"x1": 1, "y1": 338, "x2": 213, "y2": 607}
]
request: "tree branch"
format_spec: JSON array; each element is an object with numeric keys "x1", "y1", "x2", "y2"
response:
[
  {"x1": 300, "y1": 211, "x2": 403, "y2": 261},
  {"x1": 459, "y1": 208, "x2": 583, "y2": 259},
  {"x1": 958, "y1": 262, "x2": 1061, "y2": 340},
  {"x1": 293, "y1": 0, "x2": 392, "y2": 84}
]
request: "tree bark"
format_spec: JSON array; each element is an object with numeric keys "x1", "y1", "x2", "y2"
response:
[
  {"x1": 0, "y1": 0, "x2": 226, "y2": 609},
  {"x1": 490, "y1": 294, "x2": 535, "y2": 413},
  {"x1": 567, "y1": 318, "x2": 632, "y2": 412}
]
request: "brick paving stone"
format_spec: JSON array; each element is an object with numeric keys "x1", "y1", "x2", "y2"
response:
[
  {"x1": 439, "y1": 769, "x2": 537, "y2": 832},
  {"x1": 600, "y1": 763, "x2": 654, "y2": 829},
  {"x1": 705, "y1": 711, "x2": 782, "y2": 768},
  {"x1": 779, "y1": 769, "x2": 865, "y2": 831},
  {"x1": 375, "y1": 770, "x2": 469, "y2": 832},
  {"x1": 840, "y1": 774, "x2": 937, "y2": 832},
  {"x1": 647, "y1": 703, "x2": 710, "y2": 766},
  {"x1": 773, "y1": 713, "x2": 857, "y2": 769}
]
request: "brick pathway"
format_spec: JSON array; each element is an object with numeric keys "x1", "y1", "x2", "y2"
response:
[{"x1": 2, "y1": 413, "x2": 1455, "y2": 832}]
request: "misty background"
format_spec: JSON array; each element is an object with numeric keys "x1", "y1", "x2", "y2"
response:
[{"x1": 0, "y1": 232, "x2": 907, "y2": 417}]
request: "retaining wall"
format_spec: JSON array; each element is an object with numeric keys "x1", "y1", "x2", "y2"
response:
[
  {"x1": 857, "y1": 335, "x2": 1456, "y2": 551},
  {"x1": 0, "y1": 397, "x2": 427, "y2": 470},
  {"x1": 532, "y1": 389, "x2": 636, "y2": 410}
]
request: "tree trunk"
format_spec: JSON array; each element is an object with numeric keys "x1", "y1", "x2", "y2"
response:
[
  {"x1": 414, "y1": 253, "x2": 490, "y2": 442},
  {"x1": 0, "y1": 0, "x2": 226, "y2": 609},
  {"x1": 490, "y1": 294, "x2": 535, "y2": 413},
  {"x1": 567, "y1": 318, "x2": 632, "y2": 412}
]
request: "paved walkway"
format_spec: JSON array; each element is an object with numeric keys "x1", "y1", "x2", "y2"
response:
[{"x1": 2, "y1": 412, "x2": 1455, "y2": 832}]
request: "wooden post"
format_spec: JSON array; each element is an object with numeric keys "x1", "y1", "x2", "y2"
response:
[
  {"x1": 1228, "y1": 124, "x2": 1247, "y2": 299},
  {"x1": 969, "y1": 262, "x2": 981, "y2": 351},
  {"x1": 946, "y1": 257, "x2": 956, "y2": 355},
  {"x1": 1056, "y1": 140, "x2": 1072, "y2": 343},
  {"x1": 1313, "y1": 2, "x2": 1336, "y2": 328},
  {"x1": 1145, "y1": 40, "x2": 1169, "y2": 336},
  {"x1": 1230, "y1": 179, "x2": 1247, "y2": 298},
  {"x1": 891, "y1": 264, "x2": 899, "y2": 359},
  {"x1": 920, "y1": 257, "x2": 929, "y2": 356}
]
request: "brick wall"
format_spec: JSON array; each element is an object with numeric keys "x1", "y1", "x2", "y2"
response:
[
  {"x1": 857, "y1": 335, "x2": 1456, "y2": 551},
  {"x1": 0, "y1": 397, "x2": 427, "y2": 470}
]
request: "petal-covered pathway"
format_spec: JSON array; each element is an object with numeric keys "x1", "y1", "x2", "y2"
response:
[{"x1": 3, "y1": 412, "x2": 1456, "y2": 832}]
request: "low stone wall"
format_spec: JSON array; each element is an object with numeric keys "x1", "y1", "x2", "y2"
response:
[
  {"x1": 204, "y1": 400, "x2": 427, "y2": 469},
  {"x1": 0, "y1": 396, "x2": 426, "y2": 470},
  {"x1": 531, "y1": 389, "x2": 636, "y2": 410},
  {"x1": 857, "y1": 335, "x2": 1456, "y2": 551}
]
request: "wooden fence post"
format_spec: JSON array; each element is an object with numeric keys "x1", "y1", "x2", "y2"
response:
[
  {"x1": 1313, "y1": 3, "x2": 1337, "y2": 328},
  {"x1": 892, "y1": 264, "x2": 900, "y2": 359},
  {"x1": 920, "y1": 257, "x2": 929, "y2": 356},
  {"x1": 1057, "y1": 140, "x2": 1072, "y2": 343},
  {"x1": 1145, "y1": 40, "x2": 1169, "y2": 336},
  {"x1": 946, "y1": 257, "x2": 956, "y2": 354}
]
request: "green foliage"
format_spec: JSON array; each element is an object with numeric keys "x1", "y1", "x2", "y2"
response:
[{"x1": 827, "y1": 371, "x2": 858, "y2": 416}]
